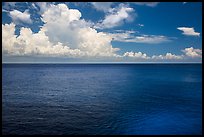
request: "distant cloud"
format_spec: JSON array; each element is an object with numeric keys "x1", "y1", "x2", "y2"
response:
[
  {"x1": 152, "y1": 48, "x2": 202, "y2": 60},
  {"x1": 9, "y1": 9, "x2": 32, "y2": 24},
  {"x1": 183, "y1": 2, "x2": 187, "y2": 4},
  {"x1": 177, "y1": 27, "x2": 200, "y2": 36},
  {"x1": 182, "y1": 47, "x2": 202, "y2": 58},
  {"x1": 133, "y1": 2, "x2": 159, "y2": 7},
  {"x1": 123, "y1": 51, "x2": 150, "y2": 59},
  {"x1": 138, "y1": 24, "x2": 144, "y2": 27},
  {"x1": 152, "y1": 53, "x2": 183, "y2": 60},
  {"x1": 94, "y1": 4, "x2": 135, "y2": 29},
  {"x1": 108, "y1": 30, "x2": 171, "y2": 44},
  {"x1": 123, "y1": 47, "x2": 202, "y2": 61},
  {"x1": 123, "y1": 51, "x2": 184, "y2": 60},
  {"x1": 90, "y1": 2, "x2": 113, "y2": 12}
]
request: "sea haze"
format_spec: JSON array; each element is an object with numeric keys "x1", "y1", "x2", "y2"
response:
[{"x1": 2, "y1": 64, "x2": 202, "y2": 135}]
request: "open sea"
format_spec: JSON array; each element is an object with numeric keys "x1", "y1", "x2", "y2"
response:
[{"x1": 2, "y1": 64, "x2": 202, "y2": 135}]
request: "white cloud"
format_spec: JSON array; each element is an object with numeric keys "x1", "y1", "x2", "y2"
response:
[
  {"x1": 183, "y1": 2, "x2": 187, "y2": 4},
  {"x1": 177, "y1": 27, "x2": 200, "y2": 36},
  {"x1": 108, "y1": 31, "x2": 171, "y2": 44},
  {"x1": 2, "y1": 4, "x2": 119, "y2": 58},
  {"x1": 95, "y1": 4, "x2": 135, "y2": 29},
  {"x1": 9, "y1": 9, "x2": 32, "y2": 24},
  {"x1": 2, "y1": 23, "x2": 17, "y2": 55},
  {"x1": 123, "y1": 51, "x2": 183, "y2": 60},
  {"x1": 182, "y1": 47, "x2": 202, "y2": 58},
  {"x1": 123, "y1": 47, "x2": 202, "y2": 61},
  {"x1": 91, "y1": 2, "x2": 113, "y2": 12},
  {"x1": 123, "y1": 51, "x2": 150, "y2": 59},
  {"x1": 133, "y1": 2, "x2": 159, "y2": 7},
  {"x1": 152, "y1": 53, "x2": 183, "y2": 60}
]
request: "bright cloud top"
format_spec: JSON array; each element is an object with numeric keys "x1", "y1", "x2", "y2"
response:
[
  {"x1": 177, "y1": 27, "x2": 200, "y2": 36},
  {"x1": 3, "y1": 4, "x2": 119, "y2": 58}
]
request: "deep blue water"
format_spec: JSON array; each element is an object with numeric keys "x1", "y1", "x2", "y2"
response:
[{"x1": 2, "y1": 64, "x2": 202, "y2": 135}]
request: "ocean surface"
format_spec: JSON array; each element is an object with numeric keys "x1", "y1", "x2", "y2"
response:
[{"x1": 2, "y1": 64, "x2": 202, "y2": 135}]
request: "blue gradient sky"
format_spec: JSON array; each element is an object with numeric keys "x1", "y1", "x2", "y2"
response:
[{"x1": 2, "y1": 2, "x2": 202, "y2": 63}]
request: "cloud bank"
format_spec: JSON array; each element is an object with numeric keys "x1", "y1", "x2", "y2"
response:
[{"x1": 3, "y1": 4, "x2": 119, "y2": 58}]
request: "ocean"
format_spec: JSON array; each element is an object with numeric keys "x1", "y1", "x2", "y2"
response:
[{"x1": 2, "y1": 64, "x2": 202, "y2": 135}]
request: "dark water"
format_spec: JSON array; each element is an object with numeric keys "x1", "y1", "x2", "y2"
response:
[{"x1": 2, "y1": 64, "x2": 202, "y2": 135}]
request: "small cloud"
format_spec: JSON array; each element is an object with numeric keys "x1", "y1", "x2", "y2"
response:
[
  {"x1": 152, "y1": 53, "x2": 183, "y2": 60},
  {"x1": 177, "y1": 27, "x2": 200, "y2": 36},
  {"x1": 182, "y1": 47, "x2": 202, "y2": 58},
  {"x1": 133, "y1": 2, "x2": 159, "y2": 7},
  {"x1": 9, "y1": 9, "x2": 32, "y2": 24},
  {"x1": 183, "y1": 2, "x2": 187, "y2": 4},
  {"x1": 109, "y1": 31, "x2": 171, "y2": 44},
  {"x1": 123, "y1": 51, "x2": 150, "y2": 59},
  {"x1": 138, "y1": 24, "x2": 144, "y2": 27}
]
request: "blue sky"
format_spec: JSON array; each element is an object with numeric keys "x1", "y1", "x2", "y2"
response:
[{"x1": 2, "y1": 2, "x2": 202, "y2": 63}]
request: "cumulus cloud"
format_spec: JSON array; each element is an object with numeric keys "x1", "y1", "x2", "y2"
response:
[
  {"x1": 108, "y1": 31, "x2": 171, "y2": 44},
  {"x1": 123, "y1": 51, "x2": 183, "y2": 60},
  {"x1": 133, "y1": 2, "x2": 159, "y2": 7},
  {"x1": 123, "y1": 47, "x2": 202, "y2": 61},
  {"x1": 95, "y1": 4, "x2": 135, "y2": 29},
  {"x1": 2, "y1": 3, "x2": 119, "y2": 58},
  {"x1": 9, "y1": 9, "x2": 32, "y2": 24},
  {"x1": 182, "y1": 47, "x2": 202, "y2": 58},
  {"x1": 177, "y1": 27, "x2": 200, "y2": 36},
  {"x1": 123, "y1": 51, "x2": 150, "y2": 59}
]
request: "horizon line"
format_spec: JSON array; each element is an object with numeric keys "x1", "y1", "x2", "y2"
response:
[{"x1": 2, "y1": 62, "x2": 202, "y2": 64}]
